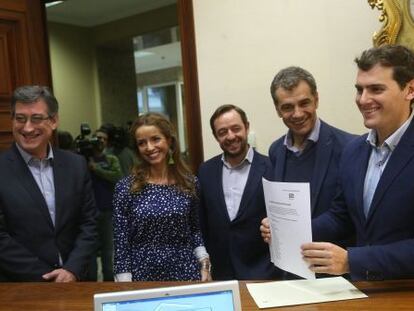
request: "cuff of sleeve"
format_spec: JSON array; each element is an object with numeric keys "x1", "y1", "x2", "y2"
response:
[
  {"x1": 115, "y1": 272, "x2": 132, "y2": 282},
  {"x1": 194, "y1": 246, "x2": 209, "y2": 261}
]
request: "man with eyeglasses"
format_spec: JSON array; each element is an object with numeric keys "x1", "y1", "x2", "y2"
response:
[{"x1": 0, "y1": 85, "x2": 97, "y2": 282}]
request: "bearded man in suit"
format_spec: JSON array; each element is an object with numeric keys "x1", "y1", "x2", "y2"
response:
[{"x1": 198, "y1": 104, "x2": 279, "y2": 280}]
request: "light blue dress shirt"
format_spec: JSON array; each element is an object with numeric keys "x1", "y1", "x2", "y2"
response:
[
  {"x1": 16, "y1": 144, "x2": 56, "y2": 225},
  {"x1": 284, "y1": 118, "x2": 321, "y2": 156},
  {"x1": 363, "y1": 110, "x2": 414, "y2": 217},
  {"x1": 221, "y1": 146, "x2": 254, "y2": 221}
]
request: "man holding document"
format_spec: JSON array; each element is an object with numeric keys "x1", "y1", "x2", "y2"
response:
[
  {"x1": 262, "y1": 179, "x2": 315, "y2": 279},
  {"x1": 261, "y1": 44, "x2": 414, "y2": 281},
  {"x1": 265, "y1": 66, "x2": 354, "y2": 279}
]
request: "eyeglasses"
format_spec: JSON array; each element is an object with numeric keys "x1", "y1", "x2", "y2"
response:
[{"x1": 13, "y1": 114, "x2": 51, "y2": 124}]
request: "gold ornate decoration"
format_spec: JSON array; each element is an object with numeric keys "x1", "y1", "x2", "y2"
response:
[
  {"x1": 400, "y1": 0, "x2": 414, "y2": 48},
  {"x1": 368, "y1": 0, "x2": 402, "y2": 46}
]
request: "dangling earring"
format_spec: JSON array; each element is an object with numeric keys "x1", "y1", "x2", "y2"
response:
[{"x1": 168, "y1": 149, "x2": 175, "y2": 165}]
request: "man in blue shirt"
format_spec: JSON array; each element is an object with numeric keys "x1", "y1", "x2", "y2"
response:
[
  {"x1": 198, "y1": 104, "x2": 279, "y2": 280},
  {"x1": 268, "y1": 67, "x2": 354, "y2": 223},
  {"x1": 263, "y1": 45, "x2": 414, "y2": 280},
  {"x1": 0, "y1": 85, "x2": 97, "y2": 281}
]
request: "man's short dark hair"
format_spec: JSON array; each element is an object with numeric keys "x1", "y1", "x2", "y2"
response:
[
  {"x1": 57, "y1": 130, "x2": 74, "y2": 150},
  {"x1": 209, "y1": 104, "x2": 249, "y2": 137},
  {"x1": 11, "y1": 85, "x2": 58, "y2": 116},
  {"x1": 270, "y1": 66, "x2": 317, "y2": 106},
  {"x1": 355, "y1": 45, "x2": 414, "y2": 90}
]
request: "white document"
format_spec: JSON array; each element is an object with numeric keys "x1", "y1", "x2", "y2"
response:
[
  {"x1": 246, "y1": 277, "x2": 368, "y2": 308},
  {"x1": 262, "y1": 178, "x2": 314, "y2": 279}
]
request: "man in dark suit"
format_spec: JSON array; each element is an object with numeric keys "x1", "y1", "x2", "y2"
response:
[
  {"x1": 268, "y1": 66, "x2": 355, "y2": 218},
  {"x1": 264, "y1": 45, "x2": 414, "y2": 280},
  {"x1": 0, "y1": 85, "x2": 97, "y2": 282},
  {"x1": 198, "y1": 104, "x2": 279, "y2": 280}
]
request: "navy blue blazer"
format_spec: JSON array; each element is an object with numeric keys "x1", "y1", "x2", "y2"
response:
[
  {"x1": 269, "y1": 120, "x2": 355, "y2": 217},
  {"x1": 0, "y1": 144, "x2": 98, "y2": 281},
  {"x1": 198, "y1": 150, "x2": 280, "y2": 280},
  {"x1": 313, "y1": 118, "x2": 414, "y2": 280}
]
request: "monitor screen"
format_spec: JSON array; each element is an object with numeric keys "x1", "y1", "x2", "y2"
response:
[{"x1": 101, "y1": 289, "x2": 235, "y2": 311}]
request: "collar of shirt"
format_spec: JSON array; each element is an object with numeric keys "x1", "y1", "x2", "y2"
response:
[
  {"x1": 16, "y1": 143, "x2": 54, "y2": 165},
  {"x1": 284, "y1": 118, "x2": 321, "y2": 154},
  {"x1": 221, "y1": 146, "x2": 254, "y2": 169},
  {"x1": 366, "y1": 107, "x2": 414, "y2": 151}
]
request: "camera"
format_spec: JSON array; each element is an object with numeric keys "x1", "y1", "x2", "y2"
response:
[{"x1": 74, "y1": 123, "x2": 100, "y2": 158}]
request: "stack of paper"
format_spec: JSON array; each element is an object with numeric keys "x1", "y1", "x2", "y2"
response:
[{"x1": 247, "y1": 277, "x2": 367, "y2": 308}]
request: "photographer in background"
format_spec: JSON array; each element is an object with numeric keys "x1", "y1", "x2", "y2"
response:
[
  {"x1": 88, "y1": 127, "x2": 122, "y2": 281},
  {"x1": 100, "y1": 123, "x2": 137, "y2": 176}
]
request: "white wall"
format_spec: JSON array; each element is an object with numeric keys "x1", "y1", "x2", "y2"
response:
[{"x1": 193, "y1": 0, "x2": 380, "y2": 159}]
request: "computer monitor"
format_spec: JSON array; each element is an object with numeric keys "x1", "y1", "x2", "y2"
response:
[{"x1": 94, "y1": 280, "x2": 242, "y2": 311}]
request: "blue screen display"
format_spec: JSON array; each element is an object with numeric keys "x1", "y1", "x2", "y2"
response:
[{"x1": 102, "y1": 290, "x2": 234, "y2": 311}]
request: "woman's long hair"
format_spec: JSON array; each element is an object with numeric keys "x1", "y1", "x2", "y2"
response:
[{"x1": 129, "y1": 113, "x2": 196, "y2": 196}]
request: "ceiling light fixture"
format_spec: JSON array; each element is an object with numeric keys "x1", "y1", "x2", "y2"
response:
[
  {"x1": 134, "y1": 51, "x2": 155, "y2": 58},
  {"x1": 45, "y1": 1, "x2": 65, "y2": 8}
]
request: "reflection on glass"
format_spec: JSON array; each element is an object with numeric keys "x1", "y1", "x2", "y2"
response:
[
  {"x1": 136, "y1": 84, "x2": 185, "y2": 153},
  {"x1": 137, "y1": 90, "x2": 145, "y2": 113},
  {"x1": 147, "y1": 85, "x2": 175, "y2": 115},
  {"x1": 133, "y1": 26, "x2": 187, "y2": 155},
  {"x1": 133, "y1": 27, "x2": 180, "y2": 50}
]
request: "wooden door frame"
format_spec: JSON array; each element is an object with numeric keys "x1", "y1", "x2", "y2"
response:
[
  {"x1": 177, "y1": 0, "x2": 204, "y2": 172},
  {"x1": 0, "y1": 0, "x2": 52, "y2": 150}
]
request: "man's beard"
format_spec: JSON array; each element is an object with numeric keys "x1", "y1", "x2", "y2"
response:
[{"x1": 223, "y1": 141, "x2": 248, "y2": 159}]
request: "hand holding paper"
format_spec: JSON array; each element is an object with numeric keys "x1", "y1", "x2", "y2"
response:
[
  {"x1": 260, "y1": 217, "x2": 271, "y2": 243},
  {"x1": 262, "y1": 178, "x2": 315, "y2": 279},
  {"x1": 302, "y1": 242, "x2": 350, "y2": 275}
]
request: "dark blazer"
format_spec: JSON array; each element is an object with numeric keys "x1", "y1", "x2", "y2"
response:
[
  {"x1": 269, "y1": 120, "x2": 355, "y2": 217},
  {"x1": 313, "y1": 118, "x2": 414, "y2": 280},
  {"x1": 0, "y1": 144, "x2": 97, "y2": 281},
  {"x1": 198, "y1": 150, "x2": 280, "y2": 280}
]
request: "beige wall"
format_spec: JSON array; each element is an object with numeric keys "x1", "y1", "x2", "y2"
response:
[
  {"x1": 48, "y1": 22, "x2": 99, "y2": 137},
  {"x1": 96, "y1": 43, "x2": 138, "y2": 127},
  {"x1": 193, "y1": 0, "x2": 381, "y2": 159}
]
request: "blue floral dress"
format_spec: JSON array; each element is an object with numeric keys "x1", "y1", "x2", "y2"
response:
[{"x1": 113, "y1": 175, "x2": 204, "y2": 281}]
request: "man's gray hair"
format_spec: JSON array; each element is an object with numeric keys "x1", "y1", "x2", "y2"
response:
[
  {"x1": 270, "y1": 66, "x2": 317, "y2": 106},
  {"x1": 11, "y1": 85, "x2": 58, "y2": 116}
]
